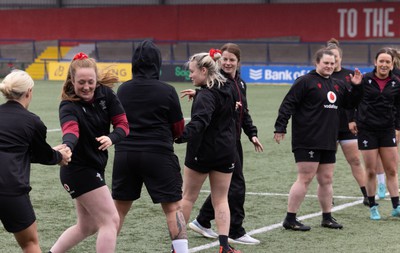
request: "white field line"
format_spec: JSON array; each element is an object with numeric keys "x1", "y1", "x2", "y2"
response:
[
  {"x1": 44, "y1": 129, "x2": 382, "y2": 251},
  {"x1": 189, "y1": 190, "x2": 369, "y2": 253},
  {"x1": 47, "y1": 128, "x2": 61, "y2": 132}
]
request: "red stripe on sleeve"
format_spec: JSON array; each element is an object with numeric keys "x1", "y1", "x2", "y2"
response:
[
  {"x1": 61, "y1": 120, "x2": 79, "y2": 138},
  {"x1": 112, "y1": 113, "x2": 129, "y2": 136},
  {"x1": 172, "y1": 119, "x2": 184, "y2": 138}
]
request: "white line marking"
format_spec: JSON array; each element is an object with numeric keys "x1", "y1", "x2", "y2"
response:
[
  {"x1": 47, "y1": 128, "x2": 61, "y2": 132},
  {"x1": 189, "y1": 192, "x2": 365, "y2": 252},
  {"x1": 200, "y1": 189, "x2": 362, "y2": 199}
]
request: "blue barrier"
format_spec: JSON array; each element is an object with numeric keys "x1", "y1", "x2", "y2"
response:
[{"x1": 241, "y1": 66, "x2": 373, "y2": 84}]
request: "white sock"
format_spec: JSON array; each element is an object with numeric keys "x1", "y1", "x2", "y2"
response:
[
  {"x1": 377, "y1": 173, "x2": 385, "y2": 184},
  {"x1": 172, "y1": 239, "x2": 188, "y2": 253}
]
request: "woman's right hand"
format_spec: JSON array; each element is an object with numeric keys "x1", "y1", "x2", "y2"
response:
[
  {"x1": 273, "y1": 133, "x2": 285, "y2": 144},
  {"x1": 57, "y1": 146, "x2": 72, "y2": 166},
  {"x1": 180, "y1": 89, "x2": 196, "y2": 101}
]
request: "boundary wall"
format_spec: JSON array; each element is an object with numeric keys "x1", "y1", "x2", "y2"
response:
[{"x1": 0, "y1": 3, "x2": 399, "y2": 42}]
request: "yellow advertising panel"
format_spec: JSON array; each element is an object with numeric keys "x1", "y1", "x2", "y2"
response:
[{"x1": 48, "y1": 62, "x2": 132, "y2": 81}]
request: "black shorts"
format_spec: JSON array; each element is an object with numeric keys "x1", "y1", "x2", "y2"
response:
[
  {"x1": 0, "y1": 194, "x2": 36, "y2": 233},
  {"x1": 60, "y1": 166, "x2": 106, "y2": 199},
  {"x1": 357, "y1": 128, "x2": 397, "y2": 150},
  {"x1": 293, "y1": 149, "x2": 336, "y2": 164},
  {"x1": 112, "y1": 151, "x2": 183, "y2": 204},
  {"x1": 185, "y1": 159, "x2": 235, "y2": 174},
  {"x1": 338, "y1": 130, "x2": 357, "y2": 141}
]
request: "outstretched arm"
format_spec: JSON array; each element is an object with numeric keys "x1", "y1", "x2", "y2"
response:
[{"x1": 180, "y1": 89, "x2": 196, "y2": 101}]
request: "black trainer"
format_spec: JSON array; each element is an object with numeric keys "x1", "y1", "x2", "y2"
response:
[
  {"x1": 282, "y1": 218, "x2": 311, "y2": 231},
  {"x1": 363, "y1": 197, "x2": 369, "y2": 206},
  {"x1": 321, "y1": 217, "x2": 343, "y2": 229}
]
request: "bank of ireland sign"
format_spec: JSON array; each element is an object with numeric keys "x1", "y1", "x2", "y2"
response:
[{"x1": 241, "y1": 66, "x2": 372, "y2": 84}]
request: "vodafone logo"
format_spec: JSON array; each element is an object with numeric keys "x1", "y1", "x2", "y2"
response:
[
  {"x1": 327, "y1": 91, "x2": 337, "y2": 103},
  {"x1": 324, "y1": 91, "x2": 338, "y2": 109}
]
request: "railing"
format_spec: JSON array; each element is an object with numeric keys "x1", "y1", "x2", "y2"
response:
[
  {"x1": 1, "y1": 39, "x2": 400, "y2": 78},
  {"x1": 57, "y1": 39, "x2": 400, "y2": 67}
]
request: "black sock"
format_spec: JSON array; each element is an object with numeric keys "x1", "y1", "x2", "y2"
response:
[
  {"x1": 391, "y1": 196, "x2": 399, "y2": 209},
  {"x1": 322, "y1": 212, "x2": 331, "y2": 220},
  {"x1": 368, "y1": 196, "x2": 376, "y2": 207},
  {"x1": 286, "y1": 212, "x2": 296, "y2": 222},
  {"x1": 360, "y1": 186, "x2": 367, "y2": 198},
  {"x1": 219, "y1": 235, "x2": 229, "y2": 250}
]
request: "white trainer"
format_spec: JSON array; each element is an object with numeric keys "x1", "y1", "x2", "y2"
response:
[
  {"x1": 228, "y1": 234, "x2": 260, "y2": 245},
  {"x1": 188, "y1": 219, "x2": 218, "y2": 239}
]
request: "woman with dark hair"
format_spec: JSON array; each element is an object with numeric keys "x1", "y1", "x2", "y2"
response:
[
  {"x1": 183, "y1": 43, "x2": 263, "y2": 245},
  {"x1": 352, "y1": 48, "x2": 400, "y2": 220},
  {"x1": 274, "y1": 48, "x2": 362, "y2": 231}
]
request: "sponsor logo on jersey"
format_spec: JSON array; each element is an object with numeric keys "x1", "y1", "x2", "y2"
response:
[{"x1": 324, "y1": 91, "x2": 338, "y2": 109}]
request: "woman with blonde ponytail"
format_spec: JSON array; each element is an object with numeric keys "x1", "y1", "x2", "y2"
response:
[
  {"x1": 175, "y1": 49, "x2": 240, "y2": 253},
  {"x1": 0, "y1": 70, "x2": 70, "y2": 253}
]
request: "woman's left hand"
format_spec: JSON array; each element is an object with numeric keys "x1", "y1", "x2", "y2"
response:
[
  {"x1": 96, "y1": 136, "x2": 113, "y2": 151},
  {"x1": 251, "y1": 136, "x2": 264, "y2": 152}
]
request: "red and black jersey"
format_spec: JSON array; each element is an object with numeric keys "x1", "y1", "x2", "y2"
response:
[
  {"x1": 59, "y1": 85, "x2": 128, "y2": 172},
  {"x1": 0, "y1": 101, "x2": 62, "y2": 196},
  {"x1": 332, "y1": 68, "x2": 356, "y2": 133},
  {"x1": 356, "y1": 71, "x2": 400, "y2": 131},
  {"x1": 274, "y1": 70, "x2": 360, "y2": 151}
]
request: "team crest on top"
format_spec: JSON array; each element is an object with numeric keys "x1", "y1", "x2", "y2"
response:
[
  {"x1": 334, "y1": 84, "x2": 339, "y2": 92},
  {"x1": 327, "y1": 91, "x2": 337, "y2": 103},
  {"x1": 99, "y1": 100, "x2": 107, "y2": 110}
]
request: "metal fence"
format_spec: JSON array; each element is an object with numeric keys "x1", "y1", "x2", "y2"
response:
[{"x1": 1, "y1": 39, "x2": 400, "y2": 78}]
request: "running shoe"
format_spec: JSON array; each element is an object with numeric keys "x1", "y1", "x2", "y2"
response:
[
  {"x1": 282, "y1": 218, "x2": 311, "y2": 231},
  {"x1": 218, "y1": 245, "x2": 241, "y2": 253},
  {"x1": 391, "y1": 205, "x2": 400, "y2": 217},
  {"x1": 370, "y1": 205, "x2": 381, "y2": 220},
  {"x1": 377, "y1": 183, "x2": 386, "y2": 199},
  {"x1": 228, "y1": 234, "x2": 260, "y2": 245},
  {"x1": 189, "y1": 219, "x2": 218, "y2": 239},
  {"x1": 363, "y1": 197, "x2": 369, "y2": 206},
  {"x1": 321, "y1": 217, "x2": 343, "y2": 229}
]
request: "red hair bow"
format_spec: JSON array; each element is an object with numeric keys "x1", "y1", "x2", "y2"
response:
[
  {"x1": 73, "y1": 52, "x2": 89, "y2": 61},
  {"x1": 209, "y1": 48, "x2": 222, "y2": 60}
]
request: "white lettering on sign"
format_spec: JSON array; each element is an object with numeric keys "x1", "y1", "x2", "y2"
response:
[
  {"x1": 364, "y1": 8, "x2": 394, "y2": 37},
  {"x1": 338, "y1": 7, "x2": 395, "y2": 38},
  {"x1": 338, "y1": 8, "x2": 358, "y2": 38},
  {"x1": 265, "y1": 70, "x2": 293, "y2": 81}
]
